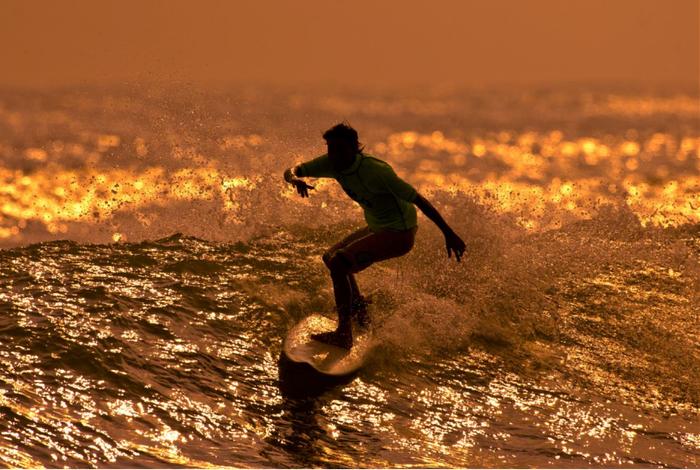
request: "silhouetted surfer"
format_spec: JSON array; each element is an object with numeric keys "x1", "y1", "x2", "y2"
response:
[{"x1": 284, "y1": 123, "x2": 466, "y2": 349}]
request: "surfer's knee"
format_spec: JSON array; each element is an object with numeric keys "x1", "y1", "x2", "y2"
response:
[
  {"x1": 327, "y1": 251, "x2": 353, "y2": 275},
  {"x1": 322, "y1": 250, "x2": 333, "y2": 269}
]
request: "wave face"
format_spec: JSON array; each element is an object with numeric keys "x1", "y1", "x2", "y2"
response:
[{"x1": 0, "y1": 84, "x2": 698, "y2": 467}]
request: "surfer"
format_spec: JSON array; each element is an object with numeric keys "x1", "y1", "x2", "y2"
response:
[{"x1": 284, "y1": 123, "x2": 466, "y2": 349}]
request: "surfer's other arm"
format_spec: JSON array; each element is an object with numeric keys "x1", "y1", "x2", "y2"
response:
[
  {"x1": 284, "y1": 166, "x2": 315, "y2": 198},
  {"x1": 414, "y1": 193, "x2": 467, "y2": 262}
]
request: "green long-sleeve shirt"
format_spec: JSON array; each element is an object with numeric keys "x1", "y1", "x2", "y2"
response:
[{"x1": 297, "y1": 153, "x2": 418, "y2": 232}]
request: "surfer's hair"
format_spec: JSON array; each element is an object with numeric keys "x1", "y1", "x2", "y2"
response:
[{"x1": 323, "y1": 122, "x2": 364, "y2": 153}]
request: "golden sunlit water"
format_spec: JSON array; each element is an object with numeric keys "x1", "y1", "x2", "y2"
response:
[
  {"x1": 0, "y1": 87, "x2": 698, "y2": 247},
  {"x1": 0, "y1": 83, "x2": 698, "y2": 467}
]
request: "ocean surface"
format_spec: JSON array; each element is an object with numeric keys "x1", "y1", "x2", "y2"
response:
[{"x1": 0, "y1": 83, "x2": 698, "y2": 467}]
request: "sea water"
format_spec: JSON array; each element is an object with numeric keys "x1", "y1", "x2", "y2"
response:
[{"x1": 0, "y1": 83, "x2": 698, "y2": 467}]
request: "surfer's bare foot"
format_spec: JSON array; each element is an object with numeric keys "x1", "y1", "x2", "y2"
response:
[{"x1": 311, "y1": 330, "x2": 353, "y2": 349}]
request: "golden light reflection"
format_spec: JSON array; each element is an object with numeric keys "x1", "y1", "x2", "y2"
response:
[
  {"x1": 372, "y1": 130, "x2": 700, "y2": 229},
  {"x1": 0, "y1": 165, "x2": 256, "y2": 243},
  {"x1": 588, "y1": 95, "x2": 700, "y2": 117},
  {"x1": 125, "y1": 442, "x2": 218, "y2": 469},
  {"x1": 1, "y1": 122, "x2": 697, "y2": 244}
]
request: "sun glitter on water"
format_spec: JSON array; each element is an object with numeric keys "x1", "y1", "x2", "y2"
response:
[{"x1": 0, "y1": 87, "x2": 697, "y2": 246}]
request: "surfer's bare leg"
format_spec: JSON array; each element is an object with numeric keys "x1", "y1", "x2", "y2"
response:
[
  {"x1": 326, "y1": 252, "x2": 353, "y2": 307},
  {"x1": 311, "y1": 252, "x2": 354, "y2": 349},
  {"x1": 322, "y1": 259, "x2": 369, "y2": 326},
  {"x1": 324, "y1": 249, "x2": 365, "y2": 310},
  {"x1": 348, "y1": 273, "x2": 360, "y2": 300},
  {"x1": 346, "y1": 272, "x2": 371, "y2": 327},
  {"x1": 330, "y1": 268, "x2": 354, "y2": 336}
]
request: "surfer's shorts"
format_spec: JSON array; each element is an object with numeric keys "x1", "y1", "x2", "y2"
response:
[{"x1": 323, "y1": 225, "x2": 418, "y2": 274}]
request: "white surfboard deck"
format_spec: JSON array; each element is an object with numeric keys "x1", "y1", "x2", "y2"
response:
[{"x1": 283, "y1": 313, "x2": 374, "y2": 376}]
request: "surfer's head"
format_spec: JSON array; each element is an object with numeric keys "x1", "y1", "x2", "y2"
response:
[{"x1": 323, "y1": 122, "x2": 363, "y2": 171}]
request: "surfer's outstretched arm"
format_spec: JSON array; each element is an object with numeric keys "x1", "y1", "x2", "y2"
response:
[
  {"x1": 413, "y1": 193, "x2": 466, "y2": 262},
  {"x1": 284, "y1": 166, "x2": 315, "y2": 198}
]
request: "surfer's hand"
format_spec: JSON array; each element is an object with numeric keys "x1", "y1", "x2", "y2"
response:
[
  {"x1": 290, "y1": 179, "x2": 315, "y2": 198},
  {"x1": 444, "y1": 229, "x2": 466, "y2": 262}
]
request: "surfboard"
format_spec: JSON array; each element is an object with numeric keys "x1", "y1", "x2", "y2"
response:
[{"x1": 282, "y1": 313, "x2": 374, "y2": 376}]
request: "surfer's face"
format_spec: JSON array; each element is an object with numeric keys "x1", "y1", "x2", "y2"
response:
[{"x1": 326, "y1": 138, "x2": 356, "y2": 171}]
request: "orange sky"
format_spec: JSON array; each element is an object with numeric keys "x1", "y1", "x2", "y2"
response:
[{"x1": 0, "y1": 0, "x2": 698, "y2": 89}]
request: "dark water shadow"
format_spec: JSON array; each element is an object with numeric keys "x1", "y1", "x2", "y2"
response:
[{"x1": 264, "y1": 353, "x2": 359, "y2": 467}]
